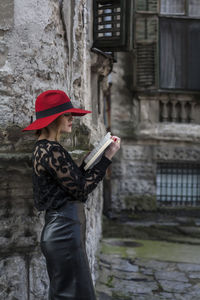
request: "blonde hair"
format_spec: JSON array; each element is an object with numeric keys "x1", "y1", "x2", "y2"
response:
[{"x1": 35, "y1": 116, "x2": 63, "y2": 142}]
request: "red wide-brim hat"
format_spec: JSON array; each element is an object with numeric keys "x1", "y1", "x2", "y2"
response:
[{"x1": 22, "y1": 90, "x2": 92, "y2": 131}]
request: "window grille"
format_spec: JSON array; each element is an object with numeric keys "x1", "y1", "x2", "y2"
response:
[
  {"x1": 93, "y1": 0, "x2": 133, "y2": 51},
  {"x1": 156, "y1": 163, "x2": 200, "y2": 207}
]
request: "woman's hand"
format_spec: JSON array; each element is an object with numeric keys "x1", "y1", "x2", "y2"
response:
[{"x1": 104, "y1": 136, "x2": 121, "y2": 160}]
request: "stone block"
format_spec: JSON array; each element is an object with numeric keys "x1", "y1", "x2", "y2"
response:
[
  {"x1": 111, "y1": 162, "x2": 123, "y2": 178},
  {"x1": 124, "y1": 161, "x2": 154, "y2": 179},
  {"x1": 29, "y1": 253, "x2": 49, "y2": 300},
  {"x1": 154, "y1": 145, "x2": 200, "y2": 161},
  {"x1": 140, "y1": 99, "x2": 159, "y2": 124},
  {"x1": 122, "y1": 145, "x2": 152, "y2": 161},
  {"x1": 124, "y1": 194, "x2": 157, "y2": 212},
  {"x1": 0, "y1": 42, "x2": 8, "y2": 68},
  {"x1": 0, "y1": 256, "x2": 28, "y2": 300},
  {"x1": 122, "y1": 179, "x2": 155, "y2": 195},
  {"x1": 0, "y1": 0, "x2": 14, "y2": 30}
]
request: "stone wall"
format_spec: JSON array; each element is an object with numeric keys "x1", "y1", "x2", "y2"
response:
[
  {"x1": 0, "y1": 0, "x2": 113, "y2": 299},
  {"x1": 110, "y1": 52, "x2": 200, "y2": 213}
]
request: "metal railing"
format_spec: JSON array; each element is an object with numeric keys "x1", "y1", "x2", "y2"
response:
[{"x1": 156, "y1": 162, "x2": 200, "y2": 206}]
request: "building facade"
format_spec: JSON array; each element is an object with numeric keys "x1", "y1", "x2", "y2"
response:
[
  {"x1": 0, "y1": 0, "x2": 113, "y2": 299},
  {"x1": 105, "y1": 0, "x2": 200, "y2": 212}
]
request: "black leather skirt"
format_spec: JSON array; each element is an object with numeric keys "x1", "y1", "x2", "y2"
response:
[{"x1": 40, "y1": 201, "x2": 97, "y2": 300}]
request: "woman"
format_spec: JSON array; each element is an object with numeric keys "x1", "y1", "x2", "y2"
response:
[{"x1": 22, "y1": 90, "x2": 120, "y2": 300}]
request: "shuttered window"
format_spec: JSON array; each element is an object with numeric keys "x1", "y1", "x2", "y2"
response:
[
  {"x1": 136, "y1": 0, "x2": 157, "y2": 12},
  {"x1": 93, "y1": 0, "x2": 134, "y2": 51},
  {"x1": 134, "y1": 0, "x2": 158, "y2": 89},
  {"x1": 134, "y1": 0, "x2": 200, "y2": 92},
  {"x1": 159, "y1": 0, "x2": 200, "y2": 91}
]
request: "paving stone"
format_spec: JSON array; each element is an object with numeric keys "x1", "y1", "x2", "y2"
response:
[
  {"x1": 158, "y1": 280, "x2": 192, "y2": 293},
  {"x1": 96, "y1": 282, "x2": 112, "y2": 296},
  {"x1": 174, "y1": 293, "x2": 199, "y2": 300},
  {"x1": 136, "y1": 258, "x2": 169, "y2": 270},
  {"x1": 110, "y1": 257, "x2": 139, "y2": 273},
  {"x1": 155, "y1": 270, "x2": 188, "y2": 282},
  {"x1": 111, "y1": 278, "x2": 158, "y2": 295},
  {"x1": 129, "y1": 295, "x2": 161, "y2": 300},
  {"x1": 99, "y1": 267, "x2": 153, "y2": 282},
  {"x1": 188, "y1": 272, "x2": 200, "y2": 279},
  {"x1": 159, "y1": 292, "x2": 175, "y2": 299},
  {"x1": 177, "y1": 263, "x2": 200, "y2": 272},
  {"x1": 140, "y1": 267, "x2": 154, "y2": 275},
  {"x1": 96, "y1": 291, "x2": 113, "y2": 300},
  {"x1": 187, "y1": 283, "x2": 200, "y2": 296},
  {"x1": 97, "y1": 231, "x2": 200, "y2": 300},
  {"x1": 160, "y1": 292, "x2": 194, "y2": 300}
]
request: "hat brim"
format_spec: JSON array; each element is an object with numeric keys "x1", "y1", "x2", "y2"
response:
[{"x1": 22, "y1": 108, "x2": 92, "y2": 131}]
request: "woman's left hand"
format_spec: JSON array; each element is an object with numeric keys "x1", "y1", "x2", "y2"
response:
[{"x1": 104, "y1": 136, "x2": 121, "y2": 160}]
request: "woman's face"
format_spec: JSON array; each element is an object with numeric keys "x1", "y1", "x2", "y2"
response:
[{"x1": 60, "y1": 113, "x2": 74, "y2": 133}]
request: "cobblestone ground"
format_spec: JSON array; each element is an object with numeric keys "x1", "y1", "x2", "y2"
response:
[{"x1": 95, "y1": 212, "x2": 200, "y2": 300}]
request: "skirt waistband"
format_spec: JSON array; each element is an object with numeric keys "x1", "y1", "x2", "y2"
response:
[{"x1": 45, "y1": 201, "x2": 85, "y2": 224}]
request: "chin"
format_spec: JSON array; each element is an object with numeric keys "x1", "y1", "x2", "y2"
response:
[{"x1": 61, "y1": 128, "x2": 72, "y2": 134}]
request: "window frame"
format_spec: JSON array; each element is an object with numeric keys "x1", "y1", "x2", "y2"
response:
[
  {"x1": 158, "y1": 0, "x2": 200, "y2": 93},
  {"x1": 156, "y1": 161, "x2": 200, "y2": 207}
]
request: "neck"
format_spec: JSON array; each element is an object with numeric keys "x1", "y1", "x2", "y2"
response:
[{"x1": 38, "y1": 133, "x2": 58, "y2": 142}]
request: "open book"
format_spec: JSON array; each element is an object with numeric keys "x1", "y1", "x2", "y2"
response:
[{"x1": 84, "y1": 132, "x2": 113, "y2": 170}]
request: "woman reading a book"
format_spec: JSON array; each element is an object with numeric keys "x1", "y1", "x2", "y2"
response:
[{"x1": 22, "y1": 90, "x2": 120, "y2": 300}]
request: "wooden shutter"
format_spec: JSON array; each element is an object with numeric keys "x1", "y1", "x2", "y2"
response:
[
  {"x1": 93, "y1": 0, "x2": 134, "y2": 51},
  {"x1": 133, "y1": 0, "x2": 158, "y2": 89},
  {"x1": 136, "y1": 0, "x2": 157, "y2": 12}
]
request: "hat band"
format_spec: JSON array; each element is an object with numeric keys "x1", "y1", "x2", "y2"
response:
[{"x1": 36, "y1": 102, "x2": 73, "y2": 119}]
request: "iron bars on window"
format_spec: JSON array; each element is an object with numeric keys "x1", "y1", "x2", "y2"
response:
[{"x1": 156, "y1": 162, "x2": 200, "y2": 207}]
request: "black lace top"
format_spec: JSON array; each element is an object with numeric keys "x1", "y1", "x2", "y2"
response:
[{"x1": 32, "y1": 139, "x2": 112, "y2": 211}]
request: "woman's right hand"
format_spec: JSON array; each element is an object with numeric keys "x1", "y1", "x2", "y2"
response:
[{"x1": 104, "y1": 136, "x2": 121, "y2": 160}]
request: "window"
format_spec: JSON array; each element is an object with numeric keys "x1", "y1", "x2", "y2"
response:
[
  {"x1": 159, "y1": 0, "x2": 200, "y2": 91},
  {"x1": 156, "y1": 162, "x2": 200, "y2": 206},
  {"x1": 134, "y1": 0, "x2": 200, "y2": 91}
]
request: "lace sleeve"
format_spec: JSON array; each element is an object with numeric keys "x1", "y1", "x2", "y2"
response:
[{"x1": 40, "y1": 143, "x2": 111, "y2": 202}]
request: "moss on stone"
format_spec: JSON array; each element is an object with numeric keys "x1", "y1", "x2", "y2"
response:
[
  {"x1": 101, "y1": 238, "x2": 200, "y2": 264},
  {"x1": 124, "y1": 194, "x2": 157, "y2": 212},
  {"x1": 112, "y1": 291, "x2": 132, "y2": 300},
  {"x1": 100, "y1": 241, "x2": 130, "y2": 259},
  {"x1": 105, "y1": 275, "x2": 114, "y2": 288}
]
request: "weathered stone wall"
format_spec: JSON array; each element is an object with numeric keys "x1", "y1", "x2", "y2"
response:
[
  {"x1": 0, "y1": 0, "x2": 113, "y2": 299},
  {"x1": 110, "y1": 52, "x2": 200, "y2": 213}
]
